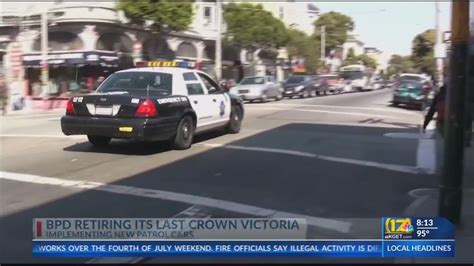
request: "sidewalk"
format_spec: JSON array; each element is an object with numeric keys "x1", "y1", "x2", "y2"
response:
[{"x1": 407, "y1": 128, "x2": 474, "y2": 263}]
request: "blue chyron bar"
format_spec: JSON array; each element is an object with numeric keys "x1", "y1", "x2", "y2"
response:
[{"x1": 31, "y1": 217, "x2": 455, "y2": 258}]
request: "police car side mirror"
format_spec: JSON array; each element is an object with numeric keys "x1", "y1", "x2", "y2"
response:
[{"x1": 209, "y1": 87, "x2": 223, "y2": 94}]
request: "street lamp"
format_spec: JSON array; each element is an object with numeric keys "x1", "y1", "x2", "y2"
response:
[
  {"x1": 41, "y1": 10, "x2": 49, "y2": 95},
  {"x1": 215, "y1": 0, "x2": 222, "y2": 81}
]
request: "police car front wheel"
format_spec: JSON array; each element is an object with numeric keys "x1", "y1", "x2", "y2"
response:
[
  {"x1": 172, "y1": 116, "x2": 195, "y2": 150},
  {"x1": 87, "y1": 135, "x2": 111, "y2": 147}
]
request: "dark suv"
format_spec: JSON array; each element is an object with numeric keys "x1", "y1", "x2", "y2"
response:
[{"x1": 282, "y1": 75, "x2": 316, "y2": 98}]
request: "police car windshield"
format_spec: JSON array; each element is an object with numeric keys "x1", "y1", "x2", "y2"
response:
[
  {"x1": 240, "y1": 77, "x2": 265, "y2": 85},
  {"x1": 97, "y1": 72, "x2": 173, "y2": 95}
]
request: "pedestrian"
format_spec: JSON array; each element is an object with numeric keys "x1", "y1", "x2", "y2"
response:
[
  {"x1": 0, "y1": 74, "x2": 7, "y2": 115},
  {"x1": 423, "y1": 84, "x2": 446, "y2": 136},
  {"x1": 95, "y1": 76, "x2": 105, "y2": 90}
]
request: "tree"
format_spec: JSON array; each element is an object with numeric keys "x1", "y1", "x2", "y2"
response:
[
  {"x1": 116, "y1": 0, "x2": 194, "y2": 34},
  {"x1": 387, "y1": 54, "x2": 415, "y2": 76},
  {"x1": 313, "y1": 11, "x2": 354, "y2": 55},
  {"x1": 342, "y1": 47, "x2": 359, "y2": 66},
  {"x1": 223, "y1": 3, "x2": 289, "y2": 51},
  {"x1": 286, "y1": 29, "x2": 320, "y2": 73},
  {"x1": 411, "y1": 29, "x2": 436, "y2": 76},
  {"x1": 357, "y1": 54, "x2": 378, "y2": 69}
]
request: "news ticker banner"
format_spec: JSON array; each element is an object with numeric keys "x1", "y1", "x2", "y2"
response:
[
  {"x1": 32, "y1": 217, "x2": 455, "y2": 258},
  {"x1": 32, "y1": 240, "x2": 454, "y2": 258}
]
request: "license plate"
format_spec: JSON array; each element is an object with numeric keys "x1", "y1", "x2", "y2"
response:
[
  {"x1": 95, "y1": 105, "x2": 113, "y2": 116},
  {"x1": 119, "y1": 126, "x2": 133, "y2": 133},
  {"x1": 285, "y1": 91, "x2": 292, "y2": 94},
  {"x1": 239, "y1": 90, "x2": 249, "y2": 94}
]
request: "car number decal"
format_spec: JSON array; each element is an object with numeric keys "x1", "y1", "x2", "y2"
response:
[{"x1": 157, "y1": 97, "x2": 187, "y2": 104}]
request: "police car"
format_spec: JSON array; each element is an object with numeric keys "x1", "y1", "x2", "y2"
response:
[{"x1": 61, "y1": 61, "x2": 244, "y2": 150}]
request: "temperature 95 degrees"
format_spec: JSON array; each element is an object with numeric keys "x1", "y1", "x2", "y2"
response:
[{"x1": 416, "y1": 229, "x2": 430, "y2": 238}]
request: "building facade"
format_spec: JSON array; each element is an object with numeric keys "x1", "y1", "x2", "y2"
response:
[
  {"x1": 258, "y1": 1, "x2": 319, "y2": 36},
  {"x1": 0, "y1": 1, "x2": 261, "y2": 110},
  {"x1": 364, "y1": 47, "x2": 389, "y2": 73}
]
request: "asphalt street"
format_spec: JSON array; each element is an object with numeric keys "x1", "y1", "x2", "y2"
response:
[{"x1": 0, "y1": 89, "x2": 439, "y2": 263}]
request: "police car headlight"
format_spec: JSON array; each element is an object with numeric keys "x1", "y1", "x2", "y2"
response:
[{"x1": 295, "y1": 85, "x2": 304, "y2": 91}]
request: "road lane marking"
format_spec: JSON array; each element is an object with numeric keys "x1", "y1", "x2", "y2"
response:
[
  {"x1": 197, "y1": 143, "x2": 424, "y2": 174},
  {"x1": 384, "y1": 133, "x2": 426, "y2": 139},
  {"x1": 198, "y1": 143, "x2": 317, "y2": 158},
  {"x1": 0, "y1": 134, "x2": 85, "y2": 139},
  {"x1": 247, "y1": 103, "x2": 418, "y2": 115},
  {"x1": 0, "y1": 171, "x2": 352, "y2": 234},
  {"x1": 87, "y1": 206, "x2": 210, "y2": 264},
  {"x1": 292, "y1": 109, "x2": 398, "y2": 119},
  {"x1": 247, "y1": 107, "x2": 399, "y2": 119},
  {"x1": 0, "y1": 113, "x2": 63, "y2": 119}
]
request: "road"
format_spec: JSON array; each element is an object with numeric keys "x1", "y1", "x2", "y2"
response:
[{"x1": 0, "y1": 89, "x2": 438, "y2": 263}]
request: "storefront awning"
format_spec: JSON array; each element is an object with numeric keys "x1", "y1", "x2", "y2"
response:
[{"x1": 22, "y1": 51, "x2": 120, "y2": 68}]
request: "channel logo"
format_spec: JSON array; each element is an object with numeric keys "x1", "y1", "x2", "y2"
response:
[{"x1": 384, "y1": 218, "x2": 414, "y2": 239}]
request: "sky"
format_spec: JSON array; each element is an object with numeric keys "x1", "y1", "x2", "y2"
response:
[{"x1": 313, "y1": 1, "x2": 452, "y2": 57}]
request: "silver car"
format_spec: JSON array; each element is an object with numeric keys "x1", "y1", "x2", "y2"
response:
[{"x1": 230, "y1": 76, "x2": 282, "y2": 102}]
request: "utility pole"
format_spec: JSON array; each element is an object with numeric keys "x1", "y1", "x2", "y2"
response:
[
  {"x1": 215, "y1": 0, "x2": 222, "y2": 81},
  {"x1": 435, "y1": 0, "x2": 444, "y2": 88},
  {"x1": 439, "y1": 0, "x2": 469, "y2": 224},
  {"x1": 320, "y1": 25, "x2": 326, "y2": 63},
  {"x1": 40, "y1": 10, "x2": 49, "y2": 95}
]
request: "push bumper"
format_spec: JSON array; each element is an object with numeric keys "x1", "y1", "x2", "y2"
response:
[{"x1": 61, "y1": 115, "x2": 178, "y2": 141}]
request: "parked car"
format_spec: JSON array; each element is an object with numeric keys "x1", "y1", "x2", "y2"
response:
[
  {"x1": 282, "y1": 75, "x2": 316, "y2": 98},
  {"x1": 230, "y1": 76, "x2": 282, "y2": 102},
  {"x1": 391, "y1": 80, "x2": 430, "y2": 110},
  {"x1": 369, "y1": 76, "x2": 384, "y2": 90},
  {"x1": 315, "y1": 74, "x2": 344, "y2": 95}
]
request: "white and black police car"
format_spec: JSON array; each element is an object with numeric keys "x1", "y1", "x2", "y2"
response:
[{"x1": 61, "y1": 61, "x2": 244, "y2": 150}]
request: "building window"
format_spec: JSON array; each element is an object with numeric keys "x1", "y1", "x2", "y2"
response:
[
  {"x1": 279, "y1": 7, "x2": 284, "y2": 20},
  {"x1": 204, "y1": 6, "x2": 212, "y2": 22}
]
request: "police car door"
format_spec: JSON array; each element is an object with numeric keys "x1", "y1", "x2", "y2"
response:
[
  {"x1": 197, "y1": 73, "x2": 231, "y2": 127},
  {"x1": 182, "y1": 72, "x2": 215, "y2": 131}
]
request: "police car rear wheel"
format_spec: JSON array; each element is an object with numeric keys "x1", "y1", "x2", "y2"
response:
[
  {"x1": 87, "y1": 135, "x2": 111, "y2": 147},
  {"x1": 173, "y1": 116, "x2": 194, "y2": 150},
  {"x1": 227, "y1": 105, "x2": 242, "y2": 134}
]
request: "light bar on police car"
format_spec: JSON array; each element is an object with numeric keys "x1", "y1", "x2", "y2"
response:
[{"x1": 135, "y1": 60, "x2": 196, "y2": 68}]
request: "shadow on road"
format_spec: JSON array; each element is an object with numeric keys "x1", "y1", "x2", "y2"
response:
[
  {"x1": 62, "y1": 130, "x2": 227, "y2": 156},
  {"x1": 1, "y1": 123, "x2": 437, "y2": 262},
  {"x1": 358, "y1": 118, "x2": 420, "y2": 129}
]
